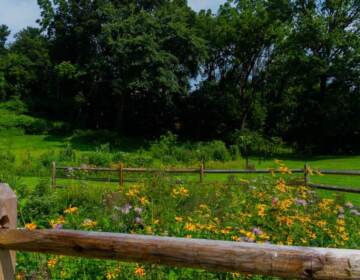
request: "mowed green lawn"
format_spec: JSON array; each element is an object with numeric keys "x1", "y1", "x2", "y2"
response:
[{"x1": 3, "y1": 134, "x2": 360, "y2": 205}]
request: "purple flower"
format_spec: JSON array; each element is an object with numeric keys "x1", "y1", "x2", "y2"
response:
[
  {"x1": 338, "y1": 214, "x2": 345, "y2": 219},
  {"x1": 350, "y1": 209, "x2": 360, "y2": 216},
  {"x1": 252, "y1": 228, "x2": 263, "y2": 236},
  {"x1": 135, "y1": 207, "x2": 143, "y2": 215},
  {"x1": 345, "y1": 202, "x2": 354, "y2": 209},
  {"x1": 272, "y1": 197, "x2": 279, "y2": 206},
  {"x1": 135, "y1": 217, "x2": 143, "y2": 224},
  {"x1": 53, "y1": 224, "x2": 63, "y2": 230},
  {"x1": 295, "y1": 199, "x2": 307, "y2": 206},
  {"x1": 120, "y1": 204, "x2": 132, "y2": 214}
]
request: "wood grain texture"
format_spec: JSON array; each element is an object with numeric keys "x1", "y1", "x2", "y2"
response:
[
  {"x1": 0, "y1": 229, "x2": 359, "y2": 279},
  {"x1": 0, "y1": 184, "x2": 16, "y2": 280}
]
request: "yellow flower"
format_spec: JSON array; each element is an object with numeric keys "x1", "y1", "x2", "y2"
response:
[
  {"x1": 139, "y1": 196, "x2": 149, "y2": 205},
  {"x1": 145, "y1": 226, "x2": 153, "y2": 234},
  {"x1": 47, "y1": 258, "x2": 58, "y2": 268},
  {"x1": 134, "y1": 265, "x2": 145, "y2": 277},
  {"x1": 306, "y1": 230, "x2": 317, "y2": 240},
  {"x1": 16, "y1": 272, "x2": 26, "y2": 280},
  {"x1": 259, "y1": 232, "x2": 270, "y2": 240},
  {"x1": 256, "y1": 204, "x2": 266, "y2": 217},
  {"x1": 64, "y1": 206, "x2": 78, "y2": 214},
  {"x1": 184, "y1": 223, "x2": 196, "y2": 231},
  {"x1": 172, "y1": 186, "x2": 189, "y2": 198},
  {"x1": 319, "y1": 199, "x2": 334, "y2": 211},
  {"x1": 175, "y1": 216, "x2": 183, "y2": 222},
  {"x1": 231, "y1": 236, "x2": 241, "y2": 241},
  {"x1": 126, "y1": 188, "x2": 140, "y2": 198},
  {"x1": 277, "y1": 199, "x2": 294, "y2": 211},
  {"x1": 245, "y1": 231, "x2": 256, "y2": 241},
  {"x1": 199, "y1": 204, "x2": 210, "y2": 211},
  {"x1": 316, "y1": 220, "x2": 327, "y2": 228},
  {"x1": 49, "y1": 216, "x2": 65, "y2": 229},
  {"x1": 81, "y1": 219, "x2": 97, "y2": 229},
  {"x1": 185, "y1": 234, "x2": 192, "y2": 238},
  {"x1": 275, "y1": 179, "x2": 288, "y2": 192},
  {"x1": 277, "y1": 216, "x2": 294, "y2": 227},
  {"x1": 287, "y1": 236, "x2": 293, "y2": 245},
  {"x1": 106, "y1": 268, "x2": 121, "y2": 280},
  {"x1": 279, "y1": 166, "x2": 292, "y2": 174},
  {"x1": 25, "y1": 223, "x2": 37, "y2": 231}
]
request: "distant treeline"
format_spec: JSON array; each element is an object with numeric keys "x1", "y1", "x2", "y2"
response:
[{"x1": 0, "y1": 0, "x2": 359, "y2": 153}]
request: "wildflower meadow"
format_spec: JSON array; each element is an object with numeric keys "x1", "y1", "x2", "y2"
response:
[{"x1": 14, "y1": 161, "x2": 360, "y2": 279}]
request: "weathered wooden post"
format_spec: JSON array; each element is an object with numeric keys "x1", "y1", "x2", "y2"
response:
[
  {"x1": 51, "y1": 162, "x2": 56, "y2": 190},
  {"x1": 119, "y1": 163, "x2": 124, "y2": 187},
  {"x1": 304, "y1": 163, "x2": 309, "y2": 186},
  {"x1": 0, "y1": 183, "x2": 17, "y2": 280},
  {"x1": 200, "y1": 163, "x2": 204, "y2": 183}
]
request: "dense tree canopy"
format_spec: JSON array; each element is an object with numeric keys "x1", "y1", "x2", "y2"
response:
[{"x1": 0, "y1": 0, "x2": 360, "y2": 153}]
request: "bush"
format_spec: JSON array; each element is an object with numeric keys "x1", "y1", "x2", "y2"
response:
[
  {"x1": 82, "y1": 152, "x2": 112, "y2": 167},
  {"x1": 112, "y1": 152, "x2": 154, "y2": 167},
  {"x1": 38, "y1": 150, "x2": 57, "y2": 168},
  {"x1": 150, "y1": 132, "x2": 232, "y2": 164},
  {"x1": 0, "y1": 97, "x2": 28, "y2": 113},
  {"x1": 231, "y1": 130, "x2": 285, "y2": 161},
  {"x1": 58, "y1": 144, "x2": 76, "y2": 162}
]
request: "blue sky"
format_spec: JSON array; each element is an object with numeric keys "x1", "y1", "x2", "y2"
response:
[{"x1": 0, "y1": 0, "x2": 226, "y2": 40}]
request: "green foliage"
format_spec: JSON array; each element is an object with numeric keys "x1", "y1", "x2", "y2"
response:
[
  {"x1": 231, "y1": 130, "x2": 284, "y2": 161},
  {"x1": 14, "y1": 173, "x2": 360, "y2": 279},
  {"x1": 1, "y1": 0, "x2": 360, "y2": 153},
  {"x1": 150, "y1": 132, "x2": 232, "y2": 164}
]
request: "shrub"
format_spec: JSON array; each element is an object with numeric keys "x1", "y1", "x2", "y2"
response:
[
  {"x1": 38, "y1": 150, "x2": 57, "y2": 168},
  {"x1": 58, "y1": 144, "x2": 76, "y2": 162},
  {"x1": 231, "y1": 130, "x2": 285, "y2": 163},
  {"x1": 112, "y1": 152, "x2": 153, "y2": 167},
  {"x1": 150, "y1": 132, "x2": 232, "y2": 164},
  {"x1": 82, "y1": 152, "x2": 112, "y2": 167}
]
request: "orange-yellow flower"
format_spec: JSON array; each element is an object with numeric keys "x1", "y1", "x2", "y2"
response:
[
  {"x1": 49, "y1": 216, "x2": 65, "y2": 229},
  {"x1": 256, "y1": 204, "x2": 266, "y2": 217},
  {"x1": 172, "y1": 186, "x2": 189, "y2": 198},
  {"x1": 81, "y1": 219, "x2": 97, "y2": 229},
  {"x1": 64, "y1": 206, "x2": 78, "y2": 214},
  {"x1": 276, "y1": 179, "x2": 287, "y2": 192},
  {"x1": 184, "y1": 223, "x2": 196, "y2": 231},
  {"x1": 25, "y1": 223, "x2": 37, "y2": 231},
  {"x1": 139, "y1": 196, "x2": 149, "y2": 205},
  {"x1": 47, "y1": 258, "x2": 58, "y2": 268},
  {"x1": 134, "y1": 264, "x2": 145, "y2": 277}
]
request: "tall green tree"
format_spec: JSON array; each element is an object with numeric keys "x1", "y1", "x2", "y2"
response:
[
  {"x1": 100, "y1": 0, "x2": 205, "y2": 133},
  {"x1": 188, "y1": 0, "x2": 291, "y2": 138},
  {"x1": 264, "y1": 0, "x2": 360, "y2": 152}
]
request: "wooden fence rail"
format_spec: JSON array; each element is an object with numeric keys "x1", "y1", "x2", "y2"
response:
[
  {"x1": 1, "y1": 183, "x2": 360, "y2": 280},
  {"x1": 53, "y1": 162, "x2": 360, "y2": 194}
]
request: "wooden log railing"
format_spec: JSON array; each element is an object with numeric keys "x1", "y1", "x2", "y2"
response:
[
  {"x1": 53, "y1": 162, "x2": 360, "y2": 194},
  {"x1": 1, "y1": 183, "x2": 360, "y2": 280},
  {"x1": 2, "y1": 229, "x2": 360, "y2": 280}
]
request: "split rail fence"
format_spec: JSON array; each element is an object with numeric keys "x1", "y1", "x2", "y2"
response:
[
  {"x1": 1, "y1": 183, "x2": 360, "y2": 280},
  {"x1": 51, "y1": 162, "x2": 360, "y2": 194}
]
